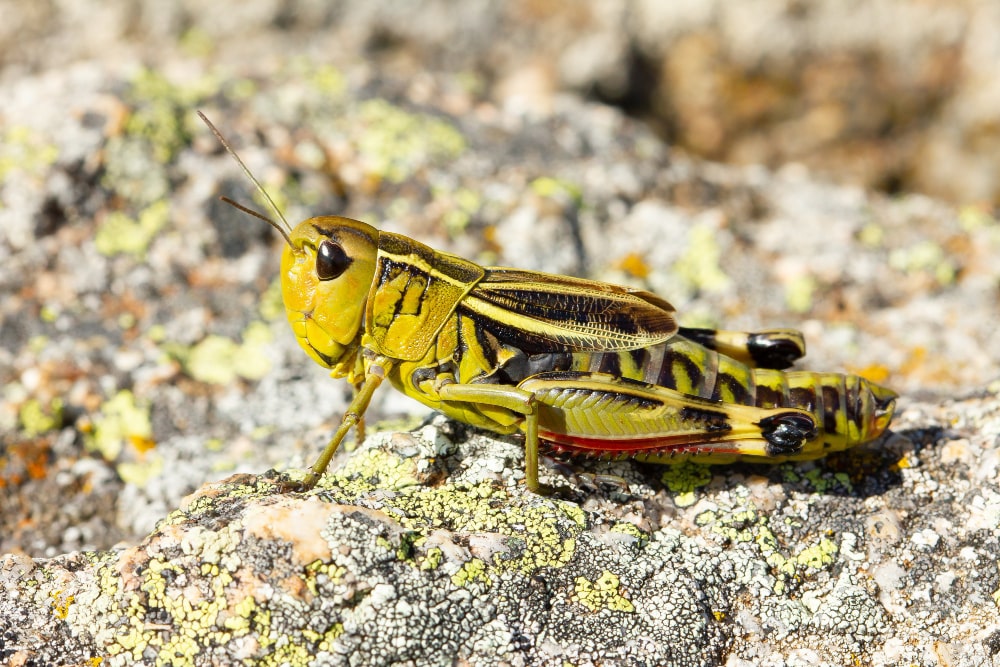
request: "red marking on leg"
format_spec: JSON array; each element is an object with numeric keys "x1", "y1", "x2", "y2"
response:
[{"x1": 539, "y1": 430, "x2": 742, "y2": 456}]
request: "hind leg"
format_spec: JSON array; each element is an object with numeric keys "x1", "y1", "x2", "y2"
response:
[{"x1": 678, "y1": 327, "x2": 806, "y2": 370}]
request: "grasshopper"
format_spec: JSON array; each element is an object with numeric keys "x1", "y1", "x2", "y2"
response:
[{"x1": 199, "y1": 113, "x2": 896, "y2": 493}]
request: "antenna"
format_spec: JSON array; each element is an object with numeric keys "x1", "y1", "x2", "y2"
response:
[{"x1": 197, "y1": 111, "x2": 294, "y2": 247}]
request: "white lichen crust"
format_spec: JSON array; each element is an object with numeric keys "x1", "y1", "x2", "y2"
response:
[{"x1": 2, "y1": 397, "x2": 999, "y2": 666}]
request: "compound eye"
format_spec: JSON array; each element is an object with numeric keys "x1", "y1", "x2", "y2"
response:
[{"x1": 316, "y1": 240, "x2": 353, "y2": 281}]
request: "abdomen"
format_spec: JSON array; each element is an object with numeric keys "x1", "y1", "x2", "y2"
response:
[{"x1": 560, "y1": 338, "x2": 896, "y2": 458}]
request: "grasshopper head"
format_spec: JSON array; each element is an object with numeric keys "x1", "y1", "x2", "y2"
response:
[
  {"x1": 196, "y1": 114, "x2": 381, "y2": 375},
  {"x1": 281, "y1": 216, "x2": 379, "y2": 373}
]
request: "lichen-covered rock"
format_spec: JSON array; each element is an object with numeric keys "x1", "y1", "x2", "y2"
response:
[
  {"x1": 2, "y1": 398, "x2": 999, "y2": 666},
  {"x1": 3, "y1": 10, "x2": 1000, "y2": 666},
  {"x1": 6, "y1": 1, "x2": 1000, "y2": 202}
]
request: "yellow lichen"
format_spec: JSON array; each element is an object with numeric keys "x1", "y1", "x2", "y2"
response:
[
  {"x1": 0, "y1": 125, "x2": 59, "y2": 181},
  {"x1": 49, "y1": 589, "x2": 74, "y2": 620},
  {"x1": 86, "y1": 390, "x2": 154, "y2": 462},
  {"x1": 572, "y1": 570, "x2": 634, "y2": 613},
  {"x1": 355, "y1": 99, "x2": 466, "y2": 184},
  {"x1": 452, "y1": 558, "x2": 491, "y2": 588},
  {"x1": 674, "y1": 224, "x2": 730, "y2": 293},
  {"x1": 94, "y1": 201, "x2": 170, "y2": 258},
  {"x1": 18, "y1": 397, "x2": 64, "y2": 436},
  {"x1": 179, "y1": 321, "x2": 273, "y2": 385},
  {"x1": 661, "y1": 461, "x2": 713, "y2": 507}
]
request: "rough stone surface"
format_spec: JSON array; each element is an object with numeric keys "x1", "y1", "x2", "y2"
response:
[
  {"x1": 2, "y1": 5, "x2": 1000, "y2": 666},
  {"x1": 2, "y1": 406, "x2": 999, "y2": 666},
  {"x1": 5, "y1": 1, "x2": 1000, "y2": 202}
]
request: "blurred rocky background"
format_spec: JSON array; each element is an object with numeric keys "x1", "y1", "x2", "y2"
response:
[
  {"x1": 3, "y1": 2, "x2": 1000, "y2": 665},
  {"x1": 5, "y1": 0, "x2": 1000, "y2": 203},
  {"x1": 1, "y1": 0, "x2": 998, "y2": 575}
]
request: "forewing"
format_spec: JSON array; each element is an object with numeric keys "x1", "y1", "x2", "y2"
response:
[{"x1": 461, "y1": 268, "x2": 677, "y2": 351}]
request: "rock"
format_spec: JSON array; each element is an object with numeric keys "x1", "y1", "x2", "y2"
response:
[
  {"x1": 3, "y1": 9, "x2": 1000, "y2": 665},
  {"x1": 6, "y1": 1, "x2": 1000, "y2": 201},
  {"x1": 2, "y1": 401, "x2": 999, "y2": 666}
]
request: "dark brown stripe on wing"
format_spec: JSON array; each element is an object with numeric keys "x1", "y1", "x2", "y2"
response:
[{"x1": 457, "y1": 302, "x2": 579, "y2": 355}]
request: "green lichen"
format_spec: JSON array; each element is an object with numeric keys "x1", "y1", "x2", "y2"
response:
[
  {"x1": 784, "y1": 274, "x2": 817, "y2": 313},
  {"x1": 101, "y1": 68, "x2": 217, "y2": 207},
  {"x1": 177, "y1": 321, "x2": 273, "y2": 385},
  {"x1": 324, "y1": 440, "x2": 585, "y2": 579},
  {"x1": 661, "y1": 461, "x2": 713, "y2": 507},
  {"x1": 673, "y1": 224, "x2": 730, "y2": 293},
  {"x1": 28, "y1": 335, "x2": 49, "y2": 354},
  {"x1": 452, "y1": 558, "x2": 491, "y2": 588},
  {"x1": 696, "y1": 489, "x2": 845, "y2": 586},
  {"x1": 86, "y1": 390, "x2": 154, "y2": 462},
  {"x1": 355, "y1": 99, "x2": 467, "y2": 184},
  {"x1": 160, "y1": 481, "x2": 263, "y2": 528},
  {"x1": 420, "y1": 547, "x2": 443, "y2": 571},
  {"x1": 398, "y1": 481, "x2": 581, "y2": 575},
  {"x1": 301, "y1": 62, "x2": 347, "y2": 99},
  {"x1": 178, "y1": 27, "x2": 214, "y2": 59},
  {"x1": 434, "y1": 185, "x2": 483, "y2": 236},
  {"x1": 39, "y1": 305, "x2": 58, "y2": 323},
  {"x1": 889, "y1": 240, "x2": 956, "y2": 286},
  {"x1": 796, "y1": 538, "x2": 838, "y2": 569},
  {"x1": 0, "y1": 125, "x2": 59, "y2": 182},
  {"x1": 18, "y1": 397, "x2": 64, "y2": 436},
  {"x1": 857, "y1": 223, "x2": 885, "y2": 247},
  {"x1": 94, "y1": 201, "x2": 170, "y2": 258},
  {"x1": 116, "y1": 457, "x2": 164, "y2": 488},
  {"x1": 530, "y1": 176, "x2": 583, "y2": 206},
  {"x1": 304, "y1": 559, "x2": 347, "y2": 597},
  {"x1": 803, "y1": 468, "x2": 853, "y2": 494},
  {"x1": 331, "y1": 446, "x2": 424, "y2": 495},
  {"x1": 608, "y1": 522, "x2": 650, "y2": 548},
  {"x1": 123, "y1": 68, "x2": 217, "y2": 165},
  {"x1": 958, "y1": 204, "x2": 997, "y2": 231},
  {"x1": 108, "y1": 524, "x2": 269, "y2": 666},
  {"x1": 572, "y1": 570, "x2": 634, "y2": 613}
]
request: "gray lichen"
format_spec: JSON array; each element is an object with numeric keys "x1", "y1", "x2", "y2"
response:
[{"x1": 3, "y1": 396, "x2": 999, "y2": 666}]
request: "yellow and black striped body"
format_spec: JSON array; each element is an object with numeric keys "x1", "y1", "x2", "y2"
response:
[
  {"x1": 202, "y1": 113, "x2": 896, "y2": 491},
  {"x1": 276, "y1": 215, "x2": 895, "y2": 482},
  {"x1": 377, "y1": 257, "x2": 896, "y2": 463}
]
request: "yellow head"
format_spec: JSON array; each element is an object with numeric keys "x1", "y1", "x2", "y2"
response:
[
  {"x1": 196, "y1": 113, "x2": 382, "y2": 376},
  {"x1": 280, "y1": 216, "x2": 380, "y2": 373}
]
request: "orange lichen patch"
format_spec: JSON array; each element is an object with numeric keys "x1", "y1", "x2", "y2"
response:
[
  {"x1": 482, "y1": 225, "x2": 503, "y2": 256},
  {"x1": 128, "y1": 435, "x2": 158, "y2": 454},
  {"x1": 894, "y1": 345, "x2": 972, "y2": 386},
  {"x1": 898, "y1": 346, "x2": 927, "y2": 378},
  {"x1": 0, "y1": 439, "x2": 53, "y2": 487},
  {"x1": 616, "y1": 252, "x2": 651, "y2": 279},
  {"x1": 847, "y1": 363, "x2": 892, "y2": 385}
]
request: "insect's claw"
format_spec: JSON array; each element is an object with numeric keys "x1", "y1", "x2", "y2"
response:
[
  {"x1": 265, "y1": 468, "x2": 322, "y2": 493},
  {"x1": 530, "y1": 482, "x2": 560, "y2": 497}
]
